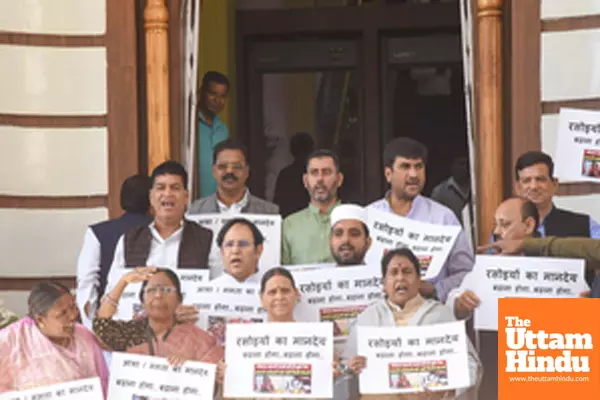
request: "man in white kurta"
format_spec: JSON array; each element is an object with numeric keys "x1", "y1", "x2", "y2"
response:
[{"x1": 105, "y1": 162, "x2": 212, "y2": 295}]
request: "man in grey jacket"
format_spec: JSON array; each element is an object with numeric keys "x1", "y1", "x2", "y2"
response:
[{"x1": 189, "y1": 138, "x2": 279, "y2": 215}]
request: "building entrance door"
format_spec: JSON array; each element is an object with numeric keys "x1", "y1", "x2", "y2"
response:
[{"x1": 237, "y1": 2, "x2": 463, "y2": 211}]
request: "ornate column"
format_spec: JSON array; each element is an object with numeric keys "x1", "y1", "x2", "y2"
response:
[
  {"x1": 477, "y1": 0, "x2": 504, "y2": 245},
  {"x1": 145, "y1": 0, "x2": 171, "y2": 171}
]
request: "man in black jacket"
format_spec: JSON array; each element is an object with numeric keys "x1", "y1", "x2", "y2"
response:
[
  {"x1": 514, "y1": 151, "x2": 600, "y2": 286},
  {"x1": 514, "y1": 151, "x2": 599, "y2": 238}
]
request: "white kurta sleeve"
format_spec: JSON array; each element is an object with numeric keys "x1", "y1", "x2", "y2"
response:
[
  {"x1": 104, "y1": 235, "x2": 126, "y2": 295},
  {"x1": 76, "y1": 228, "x2": 101, "y2": 319},
  {"x1": 445, "y1": 287, "x2": 465, "y2": 320}
]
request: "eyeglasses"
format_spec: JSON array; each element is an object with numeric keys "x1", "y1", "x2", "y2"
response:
[
  {"x1": 215, "y1": 163, "x2": 245, "y2": 172},
  {"x1": 223, "y1": 240, "x2": 253, "y2": 249},
  {"x1": 144, "y1": 285, "x2": 177, "y2": 296}
]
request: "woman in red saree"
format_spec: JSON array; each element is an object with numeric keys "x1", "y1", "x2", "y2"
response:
[{"x1": 0, "y1": 282, "x2": 108, "y2": 394}]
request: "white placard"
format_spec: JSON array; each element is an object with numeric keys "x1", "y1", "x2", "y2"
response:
[
  {"x1": 461, "y1": 255, "x2": 588, "y2": 331},
  {"x1": 186, "y1": 283, "x2": 266, "y2": 346},
  {"x1": 366, "y1": 208, "x2": 460, "y2": 279},
  {"x1": 187, "y1": 213, "x2": 282, "y2": 277},
  {"x1": 357, "y1": 321, "x2": 470, "y2": 394},
  {"x1": 293, "y1": 266, "x2": 383, "y2": 343},
  {"x1": 113, "y1": 269, "x2": 210, "y2": 320},
  {"x1": 555, "y1": 108, "x2": 600, "y2": 183},
  {"x1": 224, "y1": 322, "x2": 334, "y2": 399},
  {"x1": 108, "y1": 352, "x2": 215, "y2": 399},
  {"x1": 0, "y1": 378, "x2": 103, "y2": 400},
  {"x1": 285, "y1": 263, "x2": 335, "y2": 272}
]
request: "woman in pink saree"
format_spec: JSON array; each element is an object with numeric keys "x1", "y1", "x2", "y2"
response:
[{"x1": 0, "y1": 282, "x2": 108, "y2": 394}]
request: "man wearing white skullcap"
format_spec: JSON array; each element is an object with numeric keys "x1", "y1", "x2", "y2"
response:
[{"x1": 329, "y1": 204, "x2": 371, "y2": 266}]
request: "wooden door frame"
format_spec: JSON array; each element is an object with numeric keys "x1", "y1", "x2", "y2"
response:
[
  {"x1": 106, "y1": 0, "x2": 141, "y2": 218},
  {"x1": 236, "y1": 3, "x2": 460, "y2": 203}
]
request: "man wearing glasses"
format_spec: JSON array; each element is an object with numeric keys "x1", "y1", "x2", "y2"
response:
[
  {"x1": 189, "y1": 139, "x2": 279, "y2": 215},
  {"x1": 210, "y1": 218, "x2": 265, "y2": 285}
]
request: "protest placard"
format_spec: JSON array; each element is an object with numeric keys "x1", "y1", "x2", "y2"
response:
[
  {"x1": 0, "y1": 378, "x2": 103, "y2": 400},
  {"x1": 554, "y1": 108, "x2": 600, "y2": 183},
  {"x1": 293, "y1": 266, "x2": 383, "y2": 344},
  {"x1": 224, "y1": 322, "x2": 334, "y2": 399},
  {"x1": 357, "y1": 321, "x2": 470, "y2": 395},
  {"x1": 366, "y1": 208, "x2": 460, "y2": 279},
  {"x1": 113, "y1": 269, "x2": 210, "y2": 320},
  {"x1": 460, "y1": 255, "x2": 588, "y2": 331},
  {"x1": 108, "y1": 352, "x2": 216, "y2": 399},
  {"x1": 285, "y1": 263, "x2": 335, "y2": 272},
  {"x1": 186, "y1": 283, "x2": 266, "y2": 346},
  {"x1": 186, "y1": 213, "x2": 281, "y2": 277}
]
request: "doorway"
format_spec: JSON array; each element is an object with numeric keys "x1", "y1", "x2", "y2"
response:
[
  {"x1": 381, "y1": 34, "x2": 468, "y2": 196},
  {"x1": 244, "y1": 38, "x2": 364, "y2": 216},
  {"x1": 236, "y1": 2, "x2": 464, "y2": 212}
]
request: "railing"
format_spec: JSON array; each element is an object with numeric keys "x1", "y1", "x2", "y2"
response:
[
  {"x1": 144, "y1": 0, "x2": 171, "y2": 171},
  {"x1": 476, "y1": 0, "x2": 504, "y2": 245}
]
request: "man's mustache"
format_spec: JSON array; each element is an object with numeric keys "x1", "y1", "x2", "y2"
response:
[
  {"x1": 222, "y1": 173, "x2": 238, "y2": 182},
  {"x1": 406, "y1": 179, "x2": 420, "y2": 185},
  {"x1": 338, "y1": 243, "x2": 355, "y2": 252}
]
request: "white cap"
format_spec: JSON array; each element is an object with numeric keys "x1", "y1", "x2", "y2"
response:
[{"x1": 330, "y1": 204, "x2": 367, "y2": 227}]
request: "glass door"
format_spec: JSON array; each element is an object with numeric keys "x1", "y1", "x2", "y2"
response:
[
  {"x1": 381, "y1": 34, "x2": 468, "y2": 196},
  {"x1": 245, "y1": 38, "x2": 364, "y2": 215}
]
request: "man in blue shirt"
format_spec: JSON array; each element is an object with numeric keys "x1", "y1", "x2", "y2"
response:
[
  {"x1": 198, "y1": 71, "x2": 229, "y2": 198},
  {"x1": 368, "y1": 137, "x2": 474, "y2": 303}
]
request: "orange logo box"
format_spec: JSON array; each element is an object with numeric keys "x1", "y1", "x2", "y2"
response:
[{"x1": 498, "y1": 298, "x2": 600, "y2": 399}]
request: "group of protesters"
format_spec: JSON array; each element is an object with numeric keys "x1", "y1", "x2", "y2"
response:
[{"x1": 2, "y1": 124, "x2": 598, "y2": 400}]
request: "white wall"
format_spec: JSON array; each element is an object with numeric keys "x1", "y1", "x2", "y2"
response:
[
  {"x1": 0, "y1": 0, "x2": 108, "y2": 315},
  {"x1": 540, "y1": 5, "x2": 600, "y2": 222}
]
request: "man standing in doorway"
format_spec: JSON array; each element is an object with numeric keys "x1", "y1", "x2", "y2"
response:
[
  {"x1": 282, "y1": 149, "x2": 344, "y2": 265},
  {"x1": 367, "y1": 137, "x2": 474, "y2": 302},
  {"x1": 274, "y1": 132, "x2": 314, "y2": 218},
  {"x1": 198, "y1": 71, "x2": 229, "y2": 198}
]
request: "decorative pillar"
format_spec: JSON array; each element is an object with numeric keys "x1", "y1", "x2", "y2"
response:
[
  {"x1": 476, "y1": 0, "x2": 504, "y2": 245},
  {"x1": 145, "y1": 0, "x2": 171, "y2": 171}
]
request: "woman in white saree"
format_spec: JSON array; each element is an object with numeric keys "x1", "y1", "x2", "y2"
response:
[{"x1": 342, "y1": 248, "x2": 482, "y2": 400}]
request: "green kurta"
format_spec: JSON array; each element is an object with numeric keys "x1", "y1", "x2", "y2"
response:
[{"x1": 281, "y1": 201, "x2": 341, "y2": 265}]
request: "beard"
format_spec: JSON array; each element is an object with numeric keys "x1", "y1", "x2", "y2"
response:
[
  {"x1": 309, "y1": 183, "x2": 335, "y2": 202},
  {"x1": 332, "y1": 243, "x2": 365, "y2": 266},
  {"x1": 393, "y1": 180, "x2": 422, "y2": 201},
  {"x1": 393, "y1": 188, "x2": 418, "y2": 201}
]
